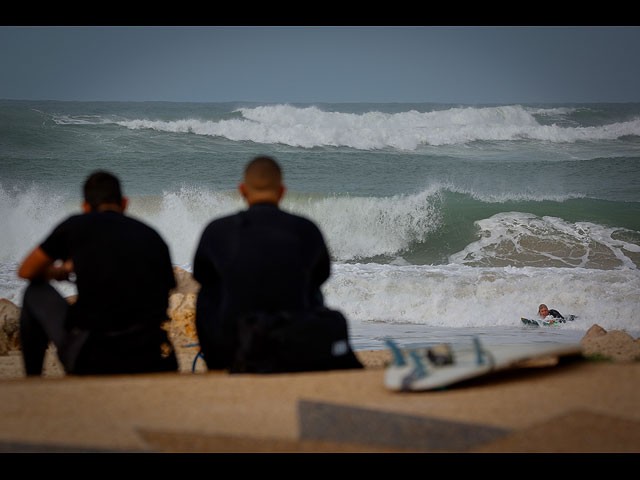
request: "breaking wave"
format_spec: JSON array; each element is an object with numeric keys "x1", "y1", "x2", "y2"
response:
[{"x1": 52, "y1": 104, "x2": 640, "y2": 151}]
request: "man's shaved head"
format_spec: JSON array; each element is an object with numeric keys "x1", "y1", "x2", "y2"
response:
[
  {"x1": 243, "y1": 156, "x2": 282, "y2": 191},
  {"x1": 239, "y1": 156, "x2": 286, "y2": 206}
]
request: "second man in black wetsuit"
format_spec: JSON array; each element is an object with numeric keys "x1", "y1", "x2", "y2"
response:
[{"x1": 193, "y1": 156, "x2": 361, "y2": 372}]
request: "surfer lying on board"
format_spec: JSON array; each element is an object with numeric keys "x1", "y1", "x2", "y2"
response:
[
  {"x1": 522, "y1": 305, "x2": 575, "y2": 327},
  {"x1": 538, "y1": 304, "x2": 564, "y2": 320}
]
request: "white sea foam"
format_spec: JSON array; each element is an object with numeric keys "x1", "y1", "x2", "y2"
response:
[
  {"x1": 324, "y1": 262, "x2": 640, "y2": 332},
  {"x1": 50, "y1": 114, "x2": 110, "y2": 125},
  {"x1": 435, "y1": 181, "x2": 586, "y2": 203},
  {"x1": 106, "y1": 104, "x2": 640, "y2": 150},
  {"x1": 527, "y1": 106, "x2": 578, "y2": 116},
  {"x1": 449, "y1": 212, "x2": 640, "y2": 270}
]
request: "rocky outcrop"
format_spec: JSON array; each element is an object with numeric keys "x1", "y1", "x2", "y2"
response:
[
  {"x1": 164, "y1": 292, "x2": 199, "y2": 347},
  {"x1": 580, "y1": 324, "x2": 640, "y2": 363},
  {"x1": 0, "y1": 299, "x2": 21, "y2": 355},
  {"x1": 163, "y1": 267, "x2": 201, "y2": 350},
  {"x1": 171, "y1": 266, "x2": 201, "y2": 296}
]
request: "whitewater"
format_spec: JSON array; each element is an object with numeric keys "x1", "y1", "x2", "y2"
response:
[{"x1": 1, "y1": 100, "x2": 639, "y2": 349}]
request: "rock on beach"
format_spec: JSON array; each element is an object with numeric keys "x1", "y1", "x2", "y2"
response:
[
  {"x1": 165, "y1": 292, "x2": 199, "y2": 346},
  {"x1": 164, "y1": 266, "x2": 201, "y2": 348},
  {"x1": 580, "y1": 324, "x2": 640, "y2": 363},
  {"x1": 0, "y1": 298, "x2": 21, "y2": 355},
  {"x1": 171, "y1": 266, "x2": 201, "y2": 296}
]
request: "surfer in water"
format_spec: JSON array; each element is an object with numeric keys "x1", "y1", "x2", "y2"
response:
[
  {"x1": 538, "y1": 304, "x2": 564, "y2": 320},
  {"x1": 521, "y1": 304, "x2": 575, "y2": 326}
]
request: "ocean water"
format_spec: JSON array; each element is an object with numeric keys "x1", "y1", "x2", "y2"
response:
[{"x1": 1, "y1": 99, "x2": 639, "y2": 350}]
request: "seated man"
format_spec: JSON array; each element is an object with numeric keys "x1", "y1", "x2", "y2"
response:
[
  {"x1": 18, "y1": 171, "x2": 178, "y2": 376},
  {"x1": 193, "y1": 156, "x2": 361, "y2": 372}
]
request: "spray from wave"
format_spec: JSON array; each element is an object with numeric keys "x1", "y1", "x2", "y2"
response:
[{"x1": 0, "y1": 183, "x2": 71, "y2": 262}]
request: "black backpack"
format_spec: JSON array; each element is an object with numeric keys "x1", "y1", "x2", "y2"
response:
[{"x1": 230, "y1": 307, "x2": 363, "y2": 374}]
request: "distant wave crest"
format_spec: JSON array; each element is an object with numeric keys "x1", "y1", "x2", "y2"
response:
[{"x1": 100, "y1": 104, "x2": 640, "y2": 150}]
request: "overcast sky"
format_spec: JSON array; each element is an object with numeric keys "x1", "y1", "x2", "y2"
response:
[{"x1": 1, "y1": 26, "x2": 639, "y2": 104}]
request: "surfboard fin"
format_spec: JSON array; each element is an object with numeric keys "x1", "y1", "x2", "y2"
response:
[
  {"x1": 473, "y1": 337, "x2": 486, "y2": 365},
  {"x1": 409, "y1": 350, "x2": 428, "y2": 377},
  {"x1": 400, "y1": 350, "x2": 429, "y2": 390},
  {"x1": 384, "y1": 338, "x2": 407, "y2": 367},
  {"x1": 473, "y1": 336, "x2": 496, "y2": 368}
]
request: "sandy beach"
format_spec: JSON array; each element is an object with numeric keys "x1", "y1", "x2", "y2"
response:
[
  {"x1": 2, "y1": 269, "x2": 639, "y2": 453},
  {"x1": 1, "y1": 327, "x2": 639, "y2": 453}
]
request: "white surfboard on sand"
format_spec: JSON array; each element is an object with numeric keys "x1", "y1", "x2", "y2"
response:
[{"x1": 384, "y1": 338, "x2": 582, "y2": 392}]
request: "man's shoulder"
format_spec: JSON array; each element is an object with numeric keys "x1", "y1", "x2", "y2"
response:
[
  {"x1": 82, "y1": 212, "x2": 166, "y2": 243},
  {"x1": 55, "y1": 213, "x2": 85, "y2": 226},
  {"x1": 203, "y1": 211, "x2": 243, "y2": 230},
  {"x1": 197, "y1": 212, "x2": 246, "y2": 243},
  {"x1": 202, "y1": 206, "x2": 323, "y2": 237},
  {"x1": 281, "y1": 209, "x2": 323, "y2": 233},
  {"x1": 40, "y1": 213, "x2": 84, "y2": 249},
  {"x1": 91, "y1": 211, "x2": 156, "y2": 232},
  {"x1": 46, "y1": 213, "x2": 89, "y2": 236},
  {"x1": 120, "y1": 214, "x2": 168, "y2": 243}
]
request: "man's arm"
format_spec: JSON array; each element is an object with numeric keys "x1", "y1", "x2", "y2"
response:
[
  {"x1": 18, "y1": 247, "x2": 73, "y2": 281},
  {"x1": 192, "y1": 226, "x2": 218, "y2": 286},
  {"x1": 308, "y1": 226, "x2": 331, "y2": 308}
]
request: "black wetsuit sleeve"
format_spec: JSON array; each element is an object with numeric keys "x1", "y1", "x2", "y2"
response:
[{"x1": 549, "y1": 309, "x2": 564, "y2": 319}]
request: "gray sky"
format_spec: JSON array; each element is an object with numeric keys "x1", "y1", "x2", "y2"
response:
[{"x1": 1, "y1": 26, "x2": 639, "y2": 104}]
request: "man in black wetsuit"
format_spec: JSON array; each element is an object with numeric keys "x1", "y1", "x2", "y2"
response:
[
  {"x1": 18, "y1": 171, "x2": 178, "y2": 376},
  {"x1": 193, "y1": 156, "x2": 360, "y2": 372}
]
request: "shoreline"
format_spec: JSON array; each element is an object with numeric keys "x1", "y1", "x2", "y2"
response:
[{"x1": 1, "y1": 324, "x2": 638, "y2": 381}]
